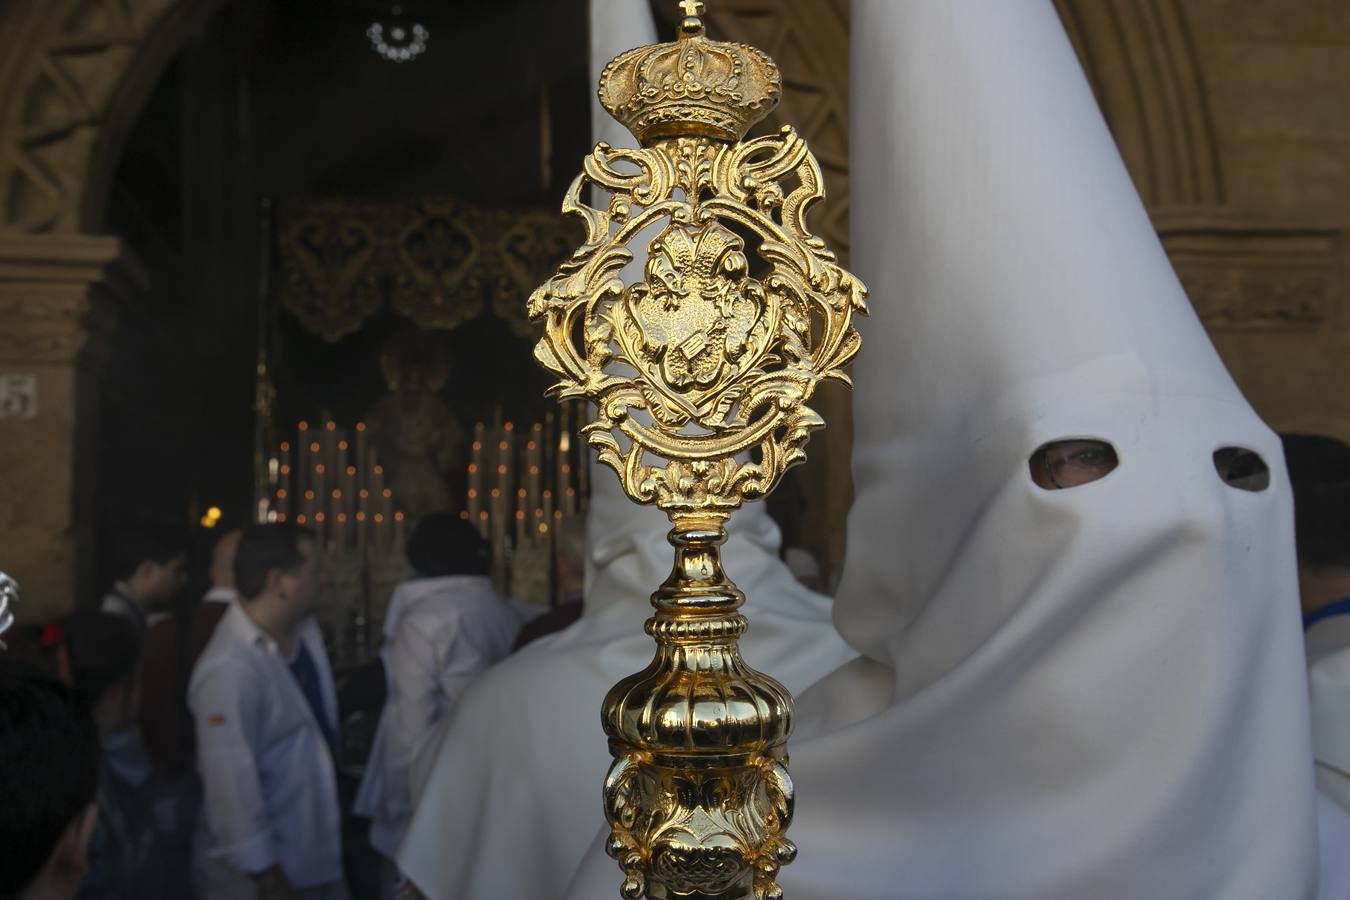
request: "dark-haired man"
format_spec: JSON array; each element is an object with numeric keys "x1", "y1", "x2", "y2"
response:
[
  {"x1": 101, "y1": 524, "x2": 189, "y2": 634},
  {"x1": 189, "y1": 523, "x2": 345, "y2": 899},
  {"x1": 0, "y1": 660, "x2": 101, "y2": 900}
]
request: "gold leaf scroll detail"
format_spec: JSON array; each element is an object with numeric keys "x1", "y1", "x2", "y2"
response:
[{"x1": 529, "y1": 127, "x2": 866, "y2": 516}]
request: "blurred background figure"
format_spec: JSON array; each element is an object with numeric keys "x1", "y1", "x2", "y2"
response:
[
  {"x1": 1283, "y1": 433, "x2": 1350, "y2": 814},
  {"x1": 354, "y1": 512, "x2": 527, "y2": 899},
  {"x1": 100, "y1": 523, "x2": 190, "y2": 636},
  {"x1": 61, "y1": 612, "x2": 177, "y2": 899},
  {"x1": 0, "y1": 659, "x2": 101, "y2": 900}
]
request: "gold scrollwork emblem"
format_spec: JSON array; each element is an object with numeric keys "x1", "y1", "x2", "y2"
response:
[{"x1": 528, "y1": 127, "x2": 865, "y2": 517}]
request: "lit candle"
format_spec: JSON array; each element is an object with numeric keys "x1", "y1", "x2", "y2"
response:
[
  {"x1": 354, "y1": 421, "x2": 368, "y2": 495},
  {"x1": 356, "y1": 511, "x2": 368, "y2": 555},
  {"x1": 468, "y1": 423, "x2": 485, "y2": 521},
  {"x1": 330, "y1": 489, "x2": 343, "y2": 552},
  {"x1": 394, "y1": 510, "x2": 406, "y2": 549},
  {"x1": 499, "y1": 423, "x2": 515, "y2": 500},
  {"x1": 335, "y1": 513, "x2": 347, "y2": 553},
  {"x1": 527, "y1": 423, "x2": 543, "y2": 513},
  {"x1": 490, "y1": 487, "x2": 506, "y2": 564},
  {"x1": 279, "y1": 441, "x2": 293, "y2": 517},
  {"x1": 296, "y1": 422, "x2": 310, "y2": 501},
  {"x1": 324, "y1": 420, "x2": 338, "y2": 480},
  {"x1": 543, "y1": 409, "x2": 556, "y2": 497},
  {"x1": 515, "y1": 488, "x2": 528, "y2": 546},
  {"x1": 378, "y1": 487, "x2": 394, "y2": 552},
  {"x1": 337, "y1": 436, "x2": 350, "y2": 490},
  {"x1": 370, "y1": 464, "x2": 385, "y2": 508},
  {"x1": 542, "y1": 488, "x2": 554, "y2": 530},
  {"x1": 313, "y1": 465, "x2": 326, "y2": 537},
  {"x1": 344, "y1": 466, "x2": 357, "y2": 527}
]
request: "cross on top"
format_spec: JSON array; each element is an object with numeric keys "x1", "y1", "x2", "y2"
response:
[{"x1": 679, "y1": 1, "x2": 706, "y2": 20}]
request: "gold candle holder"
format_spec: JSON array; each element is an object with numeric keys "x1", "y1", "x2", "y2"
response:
[{"x1": 528, "y1": 4, "x2": 865, "y2": 897}]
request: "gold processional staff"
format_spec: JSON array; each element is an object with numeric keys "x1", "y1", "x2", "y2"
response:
[{"x1": 529, "y1": 2, "x2": 867, "y2": 898}]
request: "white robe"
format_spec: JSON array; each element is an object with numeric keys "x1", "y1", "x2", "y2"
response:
[
  {"x1": 353, "y1": 575, "x2": 526, "y2": 860},
  {"x1": 396, "y1": 471, "x2": 854, "y2": 898},
  {"x1": 568, "y1": 1, "x2": 1318, "y2": 897},
  {"x1": 1307, "y1": 614, "x2": 1350, "y2": 814}
]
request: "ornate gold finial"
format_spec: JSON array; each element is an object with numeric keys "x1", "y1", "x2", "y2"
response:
[
  {"x1": 598, "y1": 0, "x2": 781, "y2": 144},
  {"x1": 529, "y1": 3, "x2": 866, "y2": 897}
]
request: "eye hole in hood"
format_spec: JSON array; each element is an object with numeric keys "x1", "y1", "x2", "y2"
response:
[
  {"x1": 1029, "y1": 439, "x2": 1119, "y2": 490},
  {"x1": 1214, "y1": 446, "x2": 1271, "y2": 492}
]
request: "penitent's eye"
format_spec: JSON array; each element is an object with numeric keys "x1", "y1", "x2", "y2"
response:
[
  {"x1": 1029, "y1": 439, "x2": 1119, "y2": 490},
  {"x1": 1213, "y1": 446, "x2": 1271, "y2": 492}
]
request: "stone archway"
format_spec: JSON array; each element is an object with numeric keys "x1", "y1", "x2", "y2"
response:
[
  {"x1": 0, "y1": 0, "x2": 227, "y2": 234},
  {"x1": 0, "y1": 0, "x2": 224, "y2": 619}
]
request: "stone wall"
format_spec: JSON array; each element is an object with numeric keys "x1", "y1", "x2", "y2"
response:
[
  {"x1": 1183, "y1": 0, "x2": 1350, "y2": 439},
  {"x1": 1059, "y1": 0, "x2": 1349, "y2": 441}
]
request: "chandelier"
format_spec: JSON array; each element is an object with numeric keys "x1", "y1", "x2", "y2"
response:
[{"x1": 366, "y1": 5, "x2": 429, "y2": 64}]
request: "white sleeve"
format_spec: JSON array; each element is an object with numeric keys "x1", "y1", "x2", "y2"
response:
[
  {"x1": 189, "y1": 660, "x2": 275, "y2": 875},
  {"x1": 380, "y1": 615, "x2": 444, "y2": 822}
]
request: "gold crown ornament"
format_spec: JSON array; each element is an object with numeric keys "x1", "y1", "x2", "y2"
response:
[
  {"x1": 528, "y1": 3, "x2": 866, "y2": 898},
  {"x1": 598, "y1": 2, "x2": 781, "y2": 143}
]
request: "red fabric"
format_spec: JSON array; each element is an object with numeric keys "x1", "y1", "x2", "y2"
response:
[
  {"x1": 190, "y1": 600, "x2": 228, "y2": 663},
  {"x1": 138, "y1": 600, "x2": 229, "y2": 774}
]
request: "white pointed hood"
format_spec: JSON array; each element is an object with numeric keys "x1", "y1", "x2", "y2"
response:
[
  {"x1": 783, "y1": 2, "x2": 1318, "y2": 896},
  {"x1": 393, "y1": 3, "x2": 854, "y2": 897},
  {"x1": 565, "y1": 1, "x2": 1319, "y2": 897}
]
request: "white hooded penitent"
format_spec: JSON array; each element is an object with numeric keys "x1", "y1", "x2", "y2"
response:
[{"x1": 568, "y1": 1, "x2": 1318, "y2": 897}]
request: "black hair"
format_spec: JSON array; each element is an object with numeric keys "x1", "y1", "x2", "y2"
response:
[
  {"x1": 1281, "y1": 433, "x2": 1350, "y2": 570},
  {"x1": 108, "y1": 521, "x2": 190, "y2": 581},
  {"x1": 234, "y1": 523, "x2": 316, "y2": 600},
  {"x1": 406, "y1": 513, "x2": 492, "y2": 577},
  {"x1": 0, "y1": 660, "x2": 100, "y2": 899},
  {"x1": 63, "y1": 612, "x2": 142, "y2": 709}
]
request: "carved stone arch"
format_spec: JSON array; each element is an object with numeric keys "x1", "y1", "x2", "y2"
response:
[
  {"x1": 1055, "y1": 0, "x2": 1225, "y2": 208},
  {"x1": 0, "y1": 0, "x2": 226, "y2": 234}
]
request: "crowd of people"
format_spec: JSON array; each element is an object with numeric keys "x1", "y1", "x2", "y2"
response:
[{"x1": 0, "y1": 509, "x2": 585, "y2": 899}]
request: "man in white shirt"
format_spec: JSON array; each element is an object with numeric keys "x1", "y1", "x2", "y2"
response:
[
  {"x1": 189, "y1": 523, "x2": 346, "y2": 900},
  {"x1": 354, "y1": 514, "x2": 525, "y2": 897}
]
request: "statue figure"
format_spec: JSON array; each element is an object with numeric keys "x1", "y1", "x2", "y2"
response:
[{"x1": 365, "y1": 329, "x2": 463, "y2": 520}]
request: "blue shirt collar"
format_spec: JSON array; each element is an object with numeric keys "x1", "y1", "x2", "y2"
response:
[{"x1": 1303, "y1": 596, "x2": 1350, "y2": 631}]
